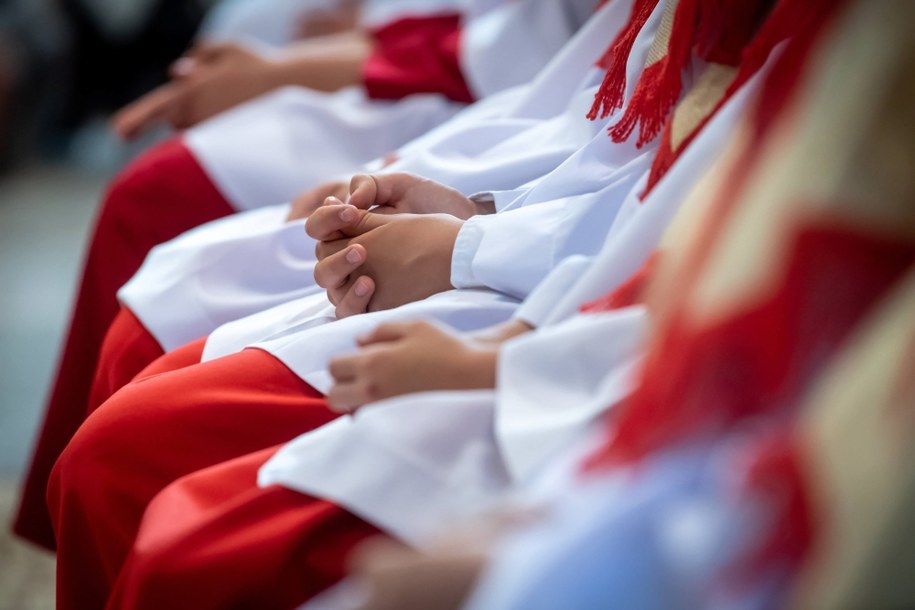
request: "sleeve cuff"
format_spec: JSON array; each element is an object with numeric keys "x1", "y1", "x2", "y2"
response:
[{"x1": 450, "y1": 216, "x2": 486, "y2": 289}]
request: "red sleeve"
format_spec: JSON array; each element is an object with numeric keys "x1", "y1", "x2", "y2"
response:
[{"x1": 362, "y1": 13, "x2": 476, "y2": 104}]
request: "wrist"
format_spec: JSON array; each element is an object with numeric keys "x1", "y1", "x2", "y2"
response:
[
  {"x1": 469, "y1": 192, "x2": 496, "y2": 217},
  {"x1": 455, "y1": 345, "x2": 499, "y2": 390},
  {"x1": 434, "y1": 216, "x2": 464, "y2": 291},
  {"x1": 260, "y1": 55, "x2": 296, "y2": 91}
]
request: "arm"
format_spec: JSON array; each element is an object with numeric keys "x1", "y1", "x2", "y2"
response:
[{"x1": 112, "y1": 33, "x2": 374, "y2": 139}]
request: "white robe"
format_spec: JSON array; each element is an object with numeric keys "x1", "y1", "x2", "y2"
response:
[
  {"x1": 184, "y1": 0, "x2": 597, "y2": 212},
  {"x1": 255, "y1": 66, "x2": 762, "y2": 545},
  {"x1": 199, "y1": 0, "x2": 666, "y2": 367},
  {"x1": 200, "y1": 0, "x2": 464, "y2": 48},
  {"x1": 120, "y1": 0, "x2": 649, "y2": 351}
]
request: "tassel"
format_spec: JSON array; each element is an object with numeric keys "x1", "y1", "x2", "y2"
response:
[
  {"x1": 587, "y1": 0, "x2": 662, "y2": 121},
  {"x1": 608, "y1": 0, "x2": 700, "y2": 147},
  {"x1": 641, "y1": 120, "x2": 679, "y2": 195}
]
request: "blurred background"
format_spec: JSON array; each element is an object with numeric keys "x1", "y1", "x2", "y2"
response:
[{"x1": 0, "y1": 0, "x2": 212, "y2": 607}]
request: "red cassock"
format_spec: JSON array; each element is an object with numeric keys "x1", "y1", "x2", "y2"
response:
[
  {"x1": 48, "y1": 339, "x2": 377, "y2": 610},
  {"x1": 15, "y1": 140, "x2": 233, "y2": 550},
  {"x1": 15, "y1": 13, "x2": 476, "y2": 551}
]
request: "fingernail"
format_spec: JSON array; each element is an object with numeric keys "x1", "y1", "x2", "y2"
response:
[
  {"x1": 325, "y1": 196, "x2": 341, "y2": 206},
  {"x1": 346, "y1": 248, "x2": 362, "y2": 264},
  {"x1": 355, "y1": 278, "x2": 371, "y2": 297},
  {"x1": 339, "y1": 206, "x2": 356, "y2": 222}
]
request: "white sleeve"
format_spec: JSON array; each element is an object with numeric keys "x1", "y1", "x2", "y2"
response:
[
  {"x1": 450, "y1": 166, "x2": 650, "y2": 300},
  {"x1": 512, "y1": 255, "x2": 594, "y2": 328},
  {"x1": 496, "y1": 307, "x2": 648, "y2": 483},
  {"x1": 461, "y1": 0, "x2": 600, "y2": 98}
]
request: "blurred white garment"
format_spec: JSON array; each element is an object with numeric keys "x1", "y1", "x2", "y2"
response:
[{"x1": 119, "y1": 0, "x2": 634, "y2": 352}]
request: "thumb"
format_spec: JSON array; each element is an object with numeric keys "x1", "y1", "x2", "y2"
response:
[
  {"x1": 348, "y1": 173, "x2": 421, "y2": 210},
  {"x1": 111, "y1": 84, "x2": 182, "y2": 140}
]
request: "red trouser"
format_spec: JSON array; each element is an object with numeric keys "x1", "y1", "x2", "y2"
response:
[
  {"x1": 48, "y1": 341, "x2": 344, "y2": 610},
  {"x1": 108, "y1": 447, "x2": 382, "y2": 610},
  {"x1": 15, "y1": 137, "x2": 234, "y2": 550}
]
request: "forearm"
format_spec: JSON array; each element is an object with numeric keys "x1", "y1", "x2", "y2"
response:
[
  {"x1": 452, "y1": 345, "x2": 500, "y2": 391},
  {"x1": 268, "y1": 30, "x2": 375, "y2": 92}
]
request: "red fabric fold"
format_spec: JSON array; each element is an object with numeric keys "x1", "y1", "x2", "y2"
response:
[{"x1": 363, "y1": 13, "x2": 476, "y2": 104}]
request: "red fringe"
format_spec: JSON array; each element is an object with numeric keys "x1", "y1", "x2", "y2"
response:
[
  {"x1": 641, "y1": 120, "x2": 679, "y2": 196},
  {"x1": 587, "y1": 0, "x2": 661, "y2": 121},
  {"x1": 608, "y1": 0, "x2": 701, "y2": 147},
  {"x1": 640, "y1": 0, "x2": 829, "y2": 199}
]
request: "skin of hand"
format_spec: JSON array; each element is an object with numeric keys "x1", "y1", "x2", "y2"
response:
[
  {"x1": 307, "y1": 203, "x2": 463, "y2": 317},
  {"x1": 286, "y1": 180, "x2": 350, "y2": 221},
  {"x1": 468, "y1": 318, "x2": 534, "y2": 344},
  {"x1": 326, "y1": 320, "x2": 499, "y2": 412},
  {"x1": 112, "y1": 32, "x2": 373, "y2": 140},
  {"x1": 347, "y1": 173, "x2": 494, "y2": 219},
  {"x1": 348, "y1": 537, "x2": 486, "y2": 610}
]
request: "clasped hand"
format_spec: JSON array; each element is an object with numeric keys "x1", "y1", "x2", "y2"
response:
[
  {"x1": 306, "y1": 173, "x2": 487, "y2": 317},
  {"x1": 327, "y1": 321, "x2": 499, "y2": 412}
]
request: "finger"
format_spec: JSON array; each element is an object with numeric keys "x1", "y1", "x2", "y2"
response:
[
  {"x1": 322, "y1": 195, "x2": 345, "y2": 208},
  {"x1": 111, "y1": 84, "x2": 182, "y2": 140},
  {"x1": 314, "y1": 237, "x2": 350, "y2": 262},
  {"x1": 328, "y1": 354, "x2": 359, "y2": 382},
  {"x1": 335, "y1": 276, "x2": 375, "y2": 319},
  {"x1": 305, "y1": 203, "x2": 362, "y2": 241},
  {"x1": 169, "y1": 56, "x2": 198, "y2": 79},
  {"x1": 351, "y1": 173, "x2": 421, "y2": 208},
  {"x1": 313, "y1": 244, "x2": 366, "y2": 289},
  {"x1": 347, "y1": 174, "x2": 378, "y2": 209},
  {"x1": 326, "y1": 380, "x2": 370, "y2": 413},
  {"x1": 357, "y1": 322, "x2": 413, "y2": 346},
  {"x1": 185, "y1": 41, "x2": 235, "y2": 63}
]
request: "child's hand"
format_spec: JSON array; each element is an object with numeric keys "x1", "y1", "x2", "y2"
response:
[{"x1": 327, "y1": 321, "x2": 499, "y2": 412}]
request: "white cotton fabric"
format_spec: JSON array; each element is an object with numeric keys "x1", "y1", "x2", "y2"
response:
[
  {"x1": 185, "y1": 0, "x2": 593, "y2": 212},
  {"x1": 495, "y1": 73, "x2": 766, "y2": 482},
  {"x1": 203, "y1": 0, "x2": 662, "y2": 366},
  {"x1": 184, "y1": 87, "x2": 464, "y2": 212},
  {"x1": 201, "y1": 0, "x2": 468, "y2": 47},
  {"x1": 256, "y1": 56, "x2": 764, "y2": 544},
  {"x1": 120, "y1": 0, "x2": 645, "y2": 351}
]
